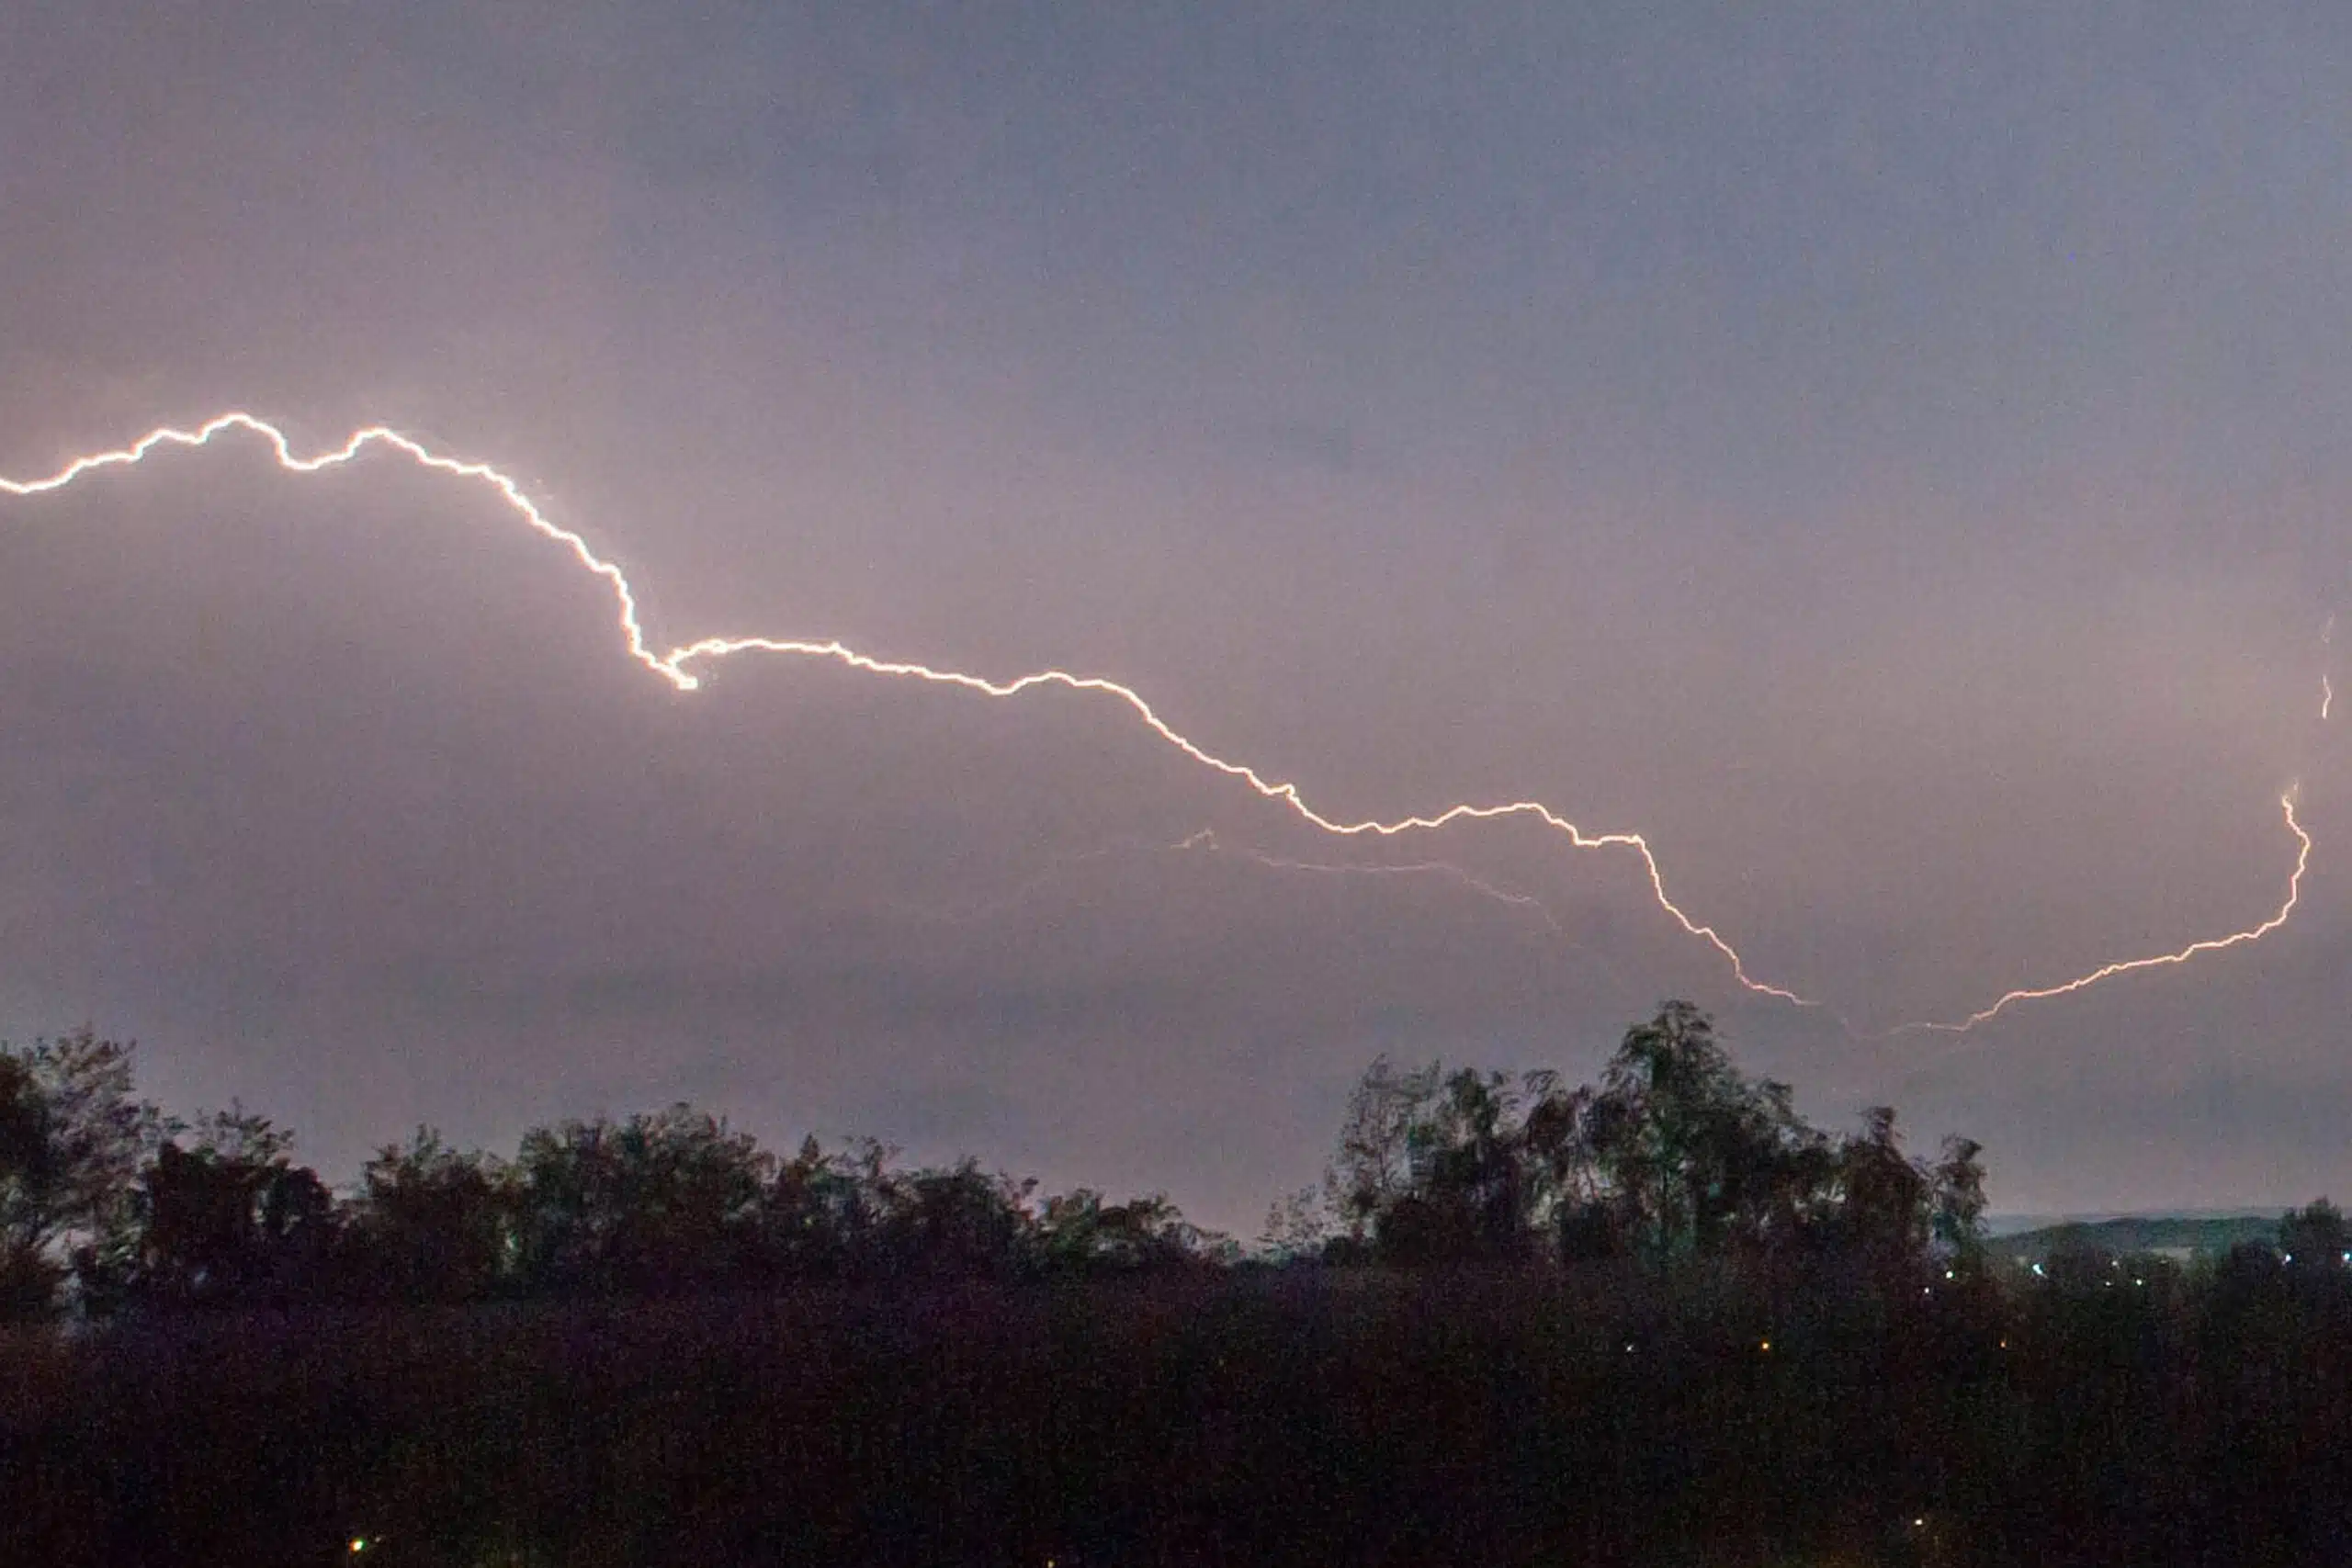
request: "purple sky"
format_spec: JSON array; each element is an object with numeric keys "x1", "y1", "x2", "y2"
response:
[{"x1": 4, "y1": 2, "x2": 2350, "y2": 1234}]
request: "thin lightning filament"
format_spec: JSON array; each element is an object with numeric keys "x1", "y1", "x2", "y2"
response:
[{"x1": 1891, "y1": 791, "x2": 2311, "y2": 1035}]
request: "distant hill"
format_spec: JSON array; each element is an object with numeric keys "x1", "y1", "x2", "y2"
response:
[{"x1": 1985, "y1": 1212, "x2": 2282, "y2": 1260}]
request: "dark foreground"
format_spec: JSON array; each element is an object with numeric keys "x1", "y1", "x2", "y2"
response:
[{"x1": 6, "y1": 1258, "x2": 2352, "y2": 1567}]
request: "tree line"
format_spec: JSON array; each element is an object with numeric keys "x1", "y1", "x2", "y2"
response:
[
  {"x1": 20, "y1": 1004, "x2": 2352, "y2": 1560},
  {"x1": 0, "y1": 1029, "x2": 1223, "y2": 1317},
  {"x1": 1278, "y1": 1000, "x2": 1988, "y2": 1276},
  {"x1": 0, "y1": 1002, "x2": 2011, "y2": 1318}
]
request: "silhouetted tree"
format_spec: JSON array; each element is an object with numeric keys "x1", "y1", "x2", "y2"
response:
[
  {"x1": 0, "y1": 1052, "x2": 59, "y2": 1315},
  {"x1": 1584, "y1": 1002, "x2": 1828, "y2": 1259},
  {"x1": 2279, "y1": 1198, "x2": 2349, "y2": 1267},
  {"x1": 1257, "y1": 1183, "x2": 1336, "y2": 1263},
  {"x1": 508, "y1": 1104, "x2": 773, "y2": 1296},
  {"x1": 1329, "y1": 1055, "x2": 1442, "y2": 1238},
  {"x1": 345, "y1": 1127, "x2": 514, "y2": 1303},
  {"x1": 1037, "y1": 1189, "x2": 1216, "y2": 1272},
  {"x1": 1321, "y1": 1002, "x2": 1980, "y2": 1276},
  {"x1": 761, "y1": 1134, "x2": 868, "y2": 1278},
  {"x1": 872, "y1": 1158, "x2": 1036, "y2": 1279},
  {"x1": 101, "y1": 1109, "x2": 335, "y2": 1310},
  {"x1": 1372, "y1": 1067, "x2": 1544, "y2": 1263},
  {"x1": 1834, "y1": 1106, "x2": 1930, "y2": 1276},
  {"x1": 1930, "y1": 1135, "x2": 1989, "y2": 1267},
  {"x1": 0, "y1": 1030, "x2": 169, "y2": 1317}
]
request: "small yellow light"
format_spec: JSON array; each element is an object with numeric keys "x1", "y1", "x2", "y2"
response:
[
  {"x1": 349, "y1": 1541, "x2": 368, "y2": 1555},
  {"x1": 1758, "y1": 1339, "x2": 1770, "y2": 1352}
]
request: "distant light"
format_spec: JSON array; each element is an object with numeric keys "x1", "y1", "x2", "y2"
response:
[
  {"x1": 2031, "y1": 1263, "x2": 2045, "y2": 1277},
  {"x1": 349, "y1": 1542, "x2": 368, "y2": 1556},
  {"x1": 1759, "y1": 1339, "x2": 1771, "y2": 1352},
  {"x1": 1912, "y1": 1517, "x2": 1926, "y2": 1529},
  {"x1": 1944, "y1": 1269, "x2": 1955, "y2": 1280},
  {"x1": 2286, "y1": 1254, "x2": 2295, "y2": 1264}
]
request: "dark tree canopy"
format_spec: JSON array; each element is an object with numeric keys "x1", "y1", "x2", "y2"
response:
[
  {"x1": 0, "y1": 1030, "x2": 169, "y2": 1317},
  {"x1": 0, "y1": 1046, "x2": 1237, "y2": 1317},
  {"x1": 1318, "y1": 1001, "x2": 1990, "y2": 1278}
]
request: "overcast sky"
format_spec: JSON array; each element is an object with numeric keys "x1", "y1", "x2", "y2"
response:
[{"x1": 4, "y1": 1, "x2": 2350, "y2": 1232}]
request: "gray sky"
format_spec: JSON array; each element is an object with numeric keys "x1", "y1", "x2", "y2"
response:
[{"x1": 4, "y1": 1, "x2": 2349, "y2": 1233}]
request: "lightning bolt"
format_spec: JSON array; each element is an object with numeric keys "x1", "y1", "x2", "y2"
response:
[
  {"x1": 1890, "y1": 790, "x2": 2312, "y2": 1035},
  {"x1": 2322, "y1": 616, "x2": 2336, "y2": 722},
  {"x1": 0, "y1": 413, "x2": 677, "y2": 685},
  {"x1": 657, "y1": 632, "x2": 1811, "y2": 1002},
  {"x1": 2324, "y1": 616, "x2": 2336, "y2": 721},
  {"x1": 0, "y1": 412, "x2": 2317, "y2": 1034},
  {"x1": 0, "y1": 412, "x2": 1806, "y2": 1004}
]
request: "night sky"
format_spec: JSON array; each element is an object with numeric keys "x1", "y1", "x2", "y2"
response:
[{"x1": 5, "y1": 3, "x2": 2350, "y2": 1234}]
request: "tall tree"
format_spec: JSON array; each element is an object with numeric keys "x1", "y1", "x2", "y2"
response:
[
  {"x1": 1329, "y1": 1055, "x2": 1442, "y2": 1237},
  {"x1": 347, "y1": 1128, "x2": 514, "y2": 1303},
  {"x1": 872, "y1": 1158, "x2": 1036, "y2": 1279},
  {"x1": 2279, "y1": 1199, "x2": 2349, "y2": 1266},
  {"x1": 0, "y1": 1030, "x2": 169, "y2": 1317},
  {"x1": 1930, "y1": 1134, "x2": 1989, "y2": 1267},
  {"x1": 1834, "y1": 1106, "x2": 1930, "y2": 1273},
  {"x1": 107, "y1": 1110, "x2": 335, "y2": 1311},
  {"x1": 1381, "y1": 1068, "x2": 1538, "y2": 1263},
  {"x1": 1584, "y1": 1003, "x2": 1826, "y2": 1259},
  {"x1": 508, "y1": 1104, "x2": 773, "y2": 1295}
]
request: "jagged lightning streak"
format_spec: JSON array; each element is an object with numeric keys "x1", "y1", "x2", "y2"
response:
[
  {"x1": 655, "y1": 633, "x2": 1807, "y2": 1001},
  {"x1": 0, "y1": 412, "x2": 1807, "y2": 1003},
  {"x1": 0, "y1": 412, "x2": 2319, "y2": 1032},
  {"x1": 0, "y1": 413, "x2": 678, "y2": 685},
  {"x1": 1890, "y1": 790, "x2": 2312, "y2": 1036}
]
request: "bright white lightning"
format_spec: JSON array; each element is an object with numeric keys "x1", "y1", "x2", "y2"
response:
[
  {"x1": 1891, "y1": 790, "x2": 2312, "y2": 1035},
  {"x1": 0, "y1": 412, "x2": 2318, "y2": 1036},
  {"x1": 0, "y1": 413, "x2": 1803, "y2": 1002}
]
